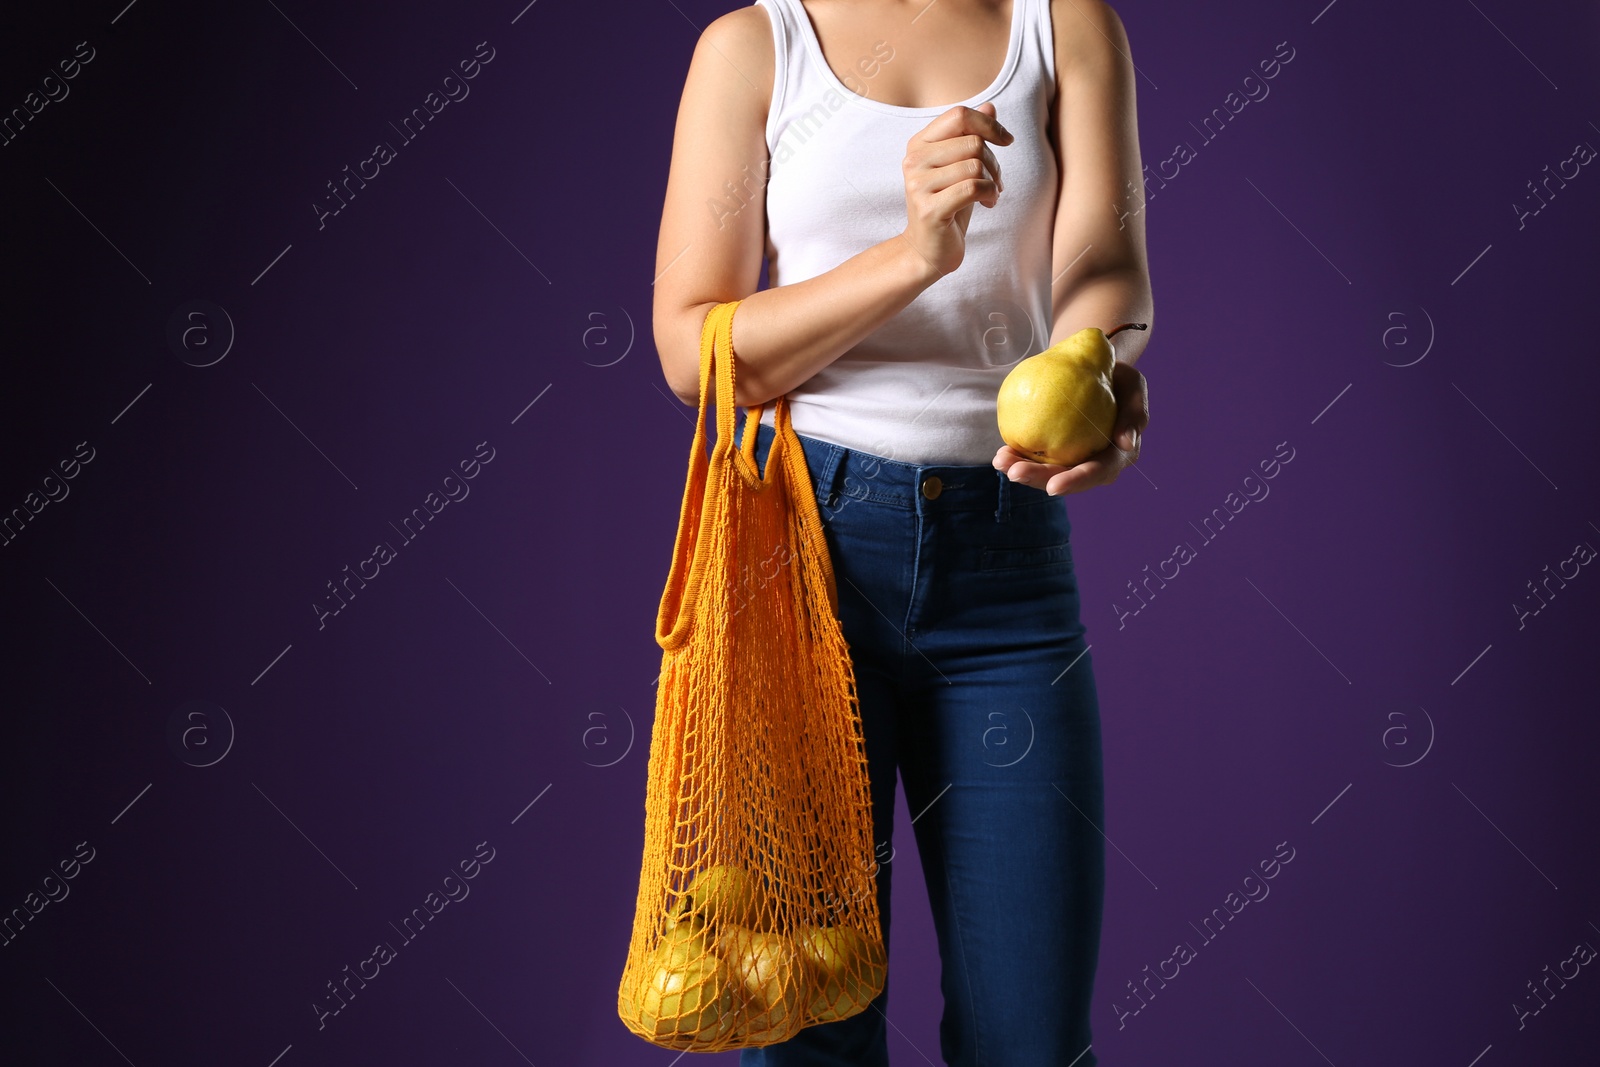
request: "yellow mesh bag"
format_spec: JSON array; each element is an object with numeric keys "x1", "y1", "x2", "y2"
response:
[{"x1": 618, "y1": 300, "x2": 885, "y2": 1052}]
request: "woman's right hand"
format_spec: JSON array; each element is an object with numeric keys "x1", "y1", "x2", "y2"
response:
[{"x1": 900, "y1": 102, "x2": 1014, "y2": 279}]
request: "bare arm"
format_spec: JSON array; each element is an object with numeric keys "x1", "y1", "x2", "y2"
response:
[
  {"x1": 652, "y1": 7, "x2": 937, "y2": 408},
  {"x1": 653, "y1": 8, "x2": 1008, "y2": 409},
  {"x1": 1046, "y1": 0, "x2": 1153, "y2": 365},
  {"x1": 995, "y1": 0, "x2": 1152, "y2": 494}
]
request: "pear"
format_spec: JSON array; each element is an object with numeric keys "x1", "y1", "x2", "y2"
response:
[
  {"x1": 995, "y1": 327, "x2": 1119, "y2": 468},
  {"x1": 794, "y1": 924, "x2": 887, "y2": 1024},
  {"x1": 658, "y1": 913, "x2": 712, "y2": 968},
  {"x1": 621, "y1": 918, "x2": 712, "y2": 1027},
  {"x1": 630, "y1": 934, "x2": 741, "y2": 1048},
  {"x1": 674, "y1": 864, "x2": 765, "y2": 931},
  {"x1": 718, "y1": 925, "x2": 804, "y2": 1043}
]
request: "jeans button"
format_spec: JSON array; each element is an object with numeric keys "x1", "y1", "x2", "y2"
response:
[{"x1": 921, "y1": 475, "x2": 942, "y2": 500}]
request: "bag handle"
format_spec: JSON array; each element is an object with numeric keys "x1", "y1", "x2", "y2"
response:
[
  {"x1": 711, "y1": 301, "x2": 841, "y2": 624},
  {"x1": 655, "y1": 301, "x2": 840, "y2": 649},
  {"x1": 774, "y1": 381, "x2": 841, "y2": 621},
  {"x1": 706, "y1": 301, "x2": 771, "y2": 491},
  {"x1": 656, "y1": 302, "x2": 765, "y2": 649}
]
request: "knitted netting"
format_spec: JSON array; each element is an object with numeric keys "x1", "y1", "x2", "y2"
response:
[{"x1": 618, "y1": 301, "x2": 884, "y2": 1052}]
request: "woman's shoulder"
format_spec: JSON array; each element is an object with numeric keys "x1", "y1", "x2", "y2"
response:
[
  {"x1": 693, "y1": 4, "x2": 779, "y2": 126},
  {"x1": 702, "y1": 1, "x2": 779, "y2": 53},
  {"x1": 1049, "y1": 0, "x2": 1132, "y2": 77}
]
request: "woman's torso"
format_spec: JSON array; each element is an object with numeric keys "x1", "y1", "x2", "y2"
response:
[{"x1": 753, "y1": 0, "x2": 1059, "y2": 466}]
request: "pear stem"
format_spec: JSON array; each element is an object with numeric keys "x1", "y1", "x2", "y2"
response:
[{"x1": 1107, "y1": 322, "x2": 1148, "y2": 339}]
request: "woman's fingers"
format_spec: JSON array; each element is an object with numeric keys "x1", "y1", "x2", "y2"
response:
[
  {"x1": 993, "y1": 447, "x2": 1064, "y2": 486},
  {"x1": 994, "y1": 445, "x2": 1127, "y2": 496},
  {"x1": 1109, "y1": 362, "x2": 1151, "y2": 449},
  {"x1": 902, "y1": 104, "x2": 1013, "y2": 274},
  {"x1": 915, "y1": 134, "x2": 1003, "y2": 192},
  {"x1": 996, "y1": 452, "x2": 1070, "y2": 491},
  {"x1": 1048, "y1": 452, "x2": 1118, "y2": 496},
  {"x1": 1047, "y1": 455, "x2": 1115, "y2": 495},
  {"x1": 912, "y1": 102, "x2": 1013, "y2": 152},
  {"x1": 926, "y1": 169, "x2": 1000, "y2": 215},
  {"x1": 992, "y1": 444, "x2": 1037, "y2": 472}
]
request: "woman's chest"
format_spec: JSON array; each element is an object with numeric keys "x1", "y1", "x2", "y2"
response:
[{"x1": 799, "y1": 0, "x2": 1016, "y2": 110}]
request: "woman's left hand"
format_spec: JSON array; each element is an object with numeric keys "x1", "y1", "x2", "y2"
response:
[{"x1": 992, "y1": 360, "x2": 1150, "y2": 496}]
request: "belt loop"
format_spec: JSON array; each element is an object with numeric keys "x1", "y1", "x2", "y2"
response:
[
  {"x1": 814, "y1": 443, "x2": 846, "y2": 510},
  {"x1": 995, "y1": 467, "x2": 1011, "y2": 523}
]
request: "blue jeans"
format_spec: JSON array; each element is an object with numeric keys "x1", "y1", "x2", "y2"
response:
[{"x1": 735, "y1": 416, "x2": 1105, "y2": 1067}]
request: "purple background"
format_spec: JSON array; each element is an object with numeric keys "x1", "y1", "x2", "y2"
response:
[{"x1": 3, "y1": 0, "x2": 1598, "y2": 1063}]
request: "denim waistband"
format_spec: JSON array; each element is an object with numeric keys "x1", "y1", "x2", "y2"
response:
[{"x1": 740, "y1": 416, "x2": 1054, "y2": 521}]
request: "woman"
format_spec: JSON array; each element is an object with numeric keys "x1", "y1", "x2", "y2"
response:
[{"x1": 652, "y1": 0, "x2": 1152, "y2": 1063}]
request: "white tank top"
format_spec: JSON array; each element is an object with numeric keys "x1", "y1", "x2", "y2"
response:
[{"x1": 751, "y1": 0, "x2": 1058, "y2": 466}]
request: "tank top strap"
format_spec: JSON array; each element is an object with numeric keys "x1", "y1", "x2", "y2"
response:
[
  {"x1": 1025, "y1": 0, "x2": 1056, "y2": 89},
  {"x1": 752, "y1": 0, "x2": 793, "y2": 155}
]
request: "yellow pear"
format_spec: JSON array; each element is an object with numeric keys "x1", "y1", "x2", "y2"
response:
[
  {"x1": 675, "y1": 864, "x2": 765, "y2": 931},
  {"x1": 631, "y1": 936, "x2": 741, "y2": 1048},
  {"x1": 658, "y1": 914, "x2": 711, "y2": 968},
  {"x1": 996, "y1": 327, "x2": 1119, "y2": 468},
  {"x1": 794, "y1": 924, "x2": 887, "y2": 1023},
  {"x1": 718, "y1": 925, "x2": 804, "y2": 1043},
  {"x1": 621, "y1": 919, "x2": 714, "y2": 1030},
  {"x1": 619, "y1": 974, "x2": 636, "y2": 1022}
]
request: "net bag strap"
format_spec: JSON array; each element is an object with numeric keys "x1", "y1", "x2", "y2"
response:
[{"x1": 653, "y1": 301, "x2": 839, "y2": 649}]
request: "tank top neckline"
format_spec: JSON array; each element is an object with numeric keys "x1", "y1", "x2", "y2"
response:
[{"x1": 777, "y1": 0, "x2": 1025, "y2": 118}]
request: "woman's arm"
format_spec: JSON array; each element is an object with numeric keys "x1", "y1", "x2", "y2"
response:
[
  {"x1": 653, "y1": 8, "x2": 932, "y2": 408},
  {"x1": 1045, "y1": 0, "x2": 1153, "y2": 365},
  {"x1": 653, "y1": 8, "x2": 1008, "y2": 410},
  {"x1": 996, "y1": 0, "x2": 1152, "y2": 494}
]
